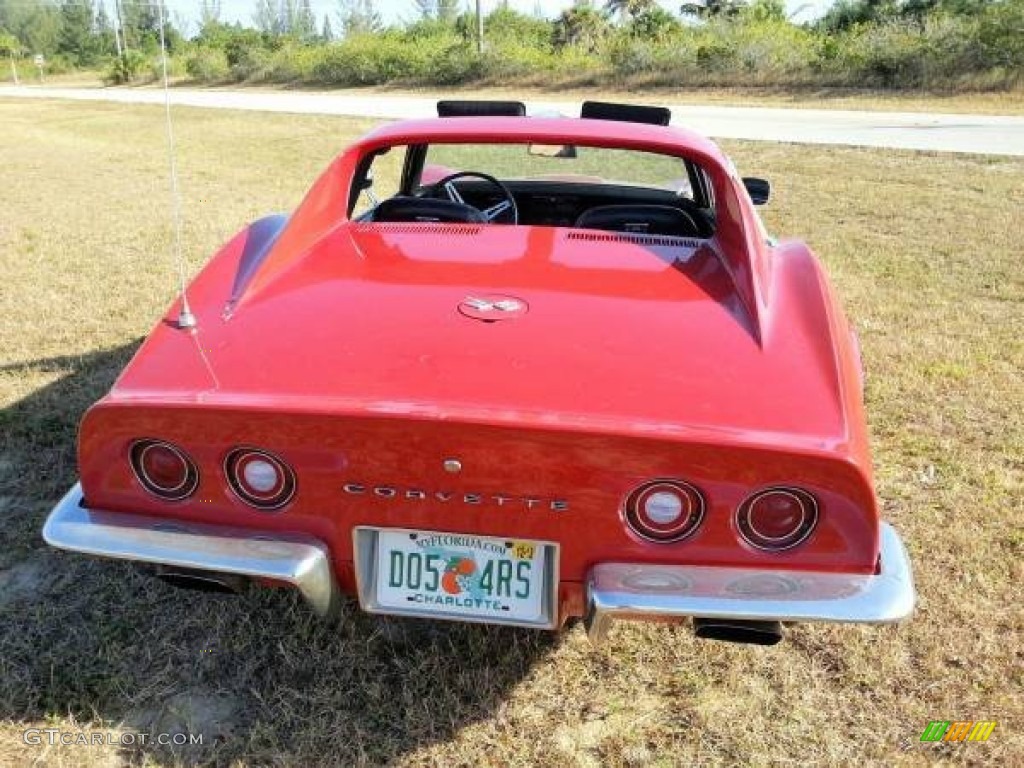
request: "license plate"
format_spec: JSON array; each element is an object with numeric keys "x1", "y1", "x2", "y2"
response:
[{"x1": 354, "y1": 527, "x2": 558, "y2": 628}]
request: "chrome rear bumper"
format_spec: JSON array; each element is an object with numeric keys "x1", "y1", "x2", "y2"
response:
[
  {"x1": 584, "y1": 523, "x2": 914, "y2": 643},
  {"x1": 44, "y1": 484, "x2": 913, "y2": 644},
  {"x1": 42, "y1": 483, "x2": 339, "y2": 617}
]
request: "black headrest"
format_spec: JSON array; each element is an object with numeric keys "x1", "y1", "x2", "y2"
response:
[
  {"x1": 581, "y1": 101, "x2": 671, "y2": 126},
  {"x1": 574, "y1": 205, "x2": 700, "y2": 237},
  {"x1": 437, "y1": 100, "x2": 526, "y2": 118},
  {"x1": 372, "y1": 197, "x2": 486, "y2": 224}
]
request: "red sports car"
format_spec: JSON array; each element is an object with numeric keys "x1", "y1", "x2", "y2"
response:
[{"x1": 43, "y1": 101, "x2": 914, "y2": 645}]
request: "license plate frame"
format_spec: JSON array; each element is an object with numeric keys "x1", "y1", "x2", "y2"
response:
[{"x1": 353, "y1": 526, "x2": 559, "y2": 629}]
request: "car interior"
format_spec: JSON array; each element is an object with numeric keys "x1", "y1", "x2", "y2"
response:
[{"x1": 349, "y1": 100, "x2": 759, "y2": 240}]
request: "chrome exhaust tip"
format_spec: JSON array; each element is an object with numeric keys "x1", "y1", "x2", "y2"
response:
[
  {"x1": 154, "y1": 566, "x2": 246, "y2": 595},
  {"x1": 692, "y1": 618, "x2": 783, "y2": 646}
]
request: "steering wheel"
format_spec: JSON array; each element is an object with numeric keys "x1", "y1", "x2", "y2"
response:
[{"x1": 427, "y1": 171, "x2": 518, "y2": 224}]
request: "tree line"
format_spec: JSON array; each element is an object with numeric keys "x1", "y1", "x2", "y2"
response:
[{"x1": 1, "y1": 0, "x2": 1021, "y2": 90}]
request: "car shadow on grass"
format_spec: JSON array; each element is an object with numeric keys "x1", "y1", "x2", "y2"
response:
[{"x1": 0, "y1": 342, "x2": 562, "y2": 766}]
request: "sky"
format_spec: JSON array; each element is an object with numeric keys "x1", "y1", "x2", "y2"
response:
[{"x1": 161, "y1": 0, "x2": 833, "y2": 36}]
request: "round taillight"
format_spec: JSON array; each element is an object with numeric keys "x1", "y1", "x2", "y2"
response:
[
  {"x1": 225, "y1": 448, "x2": 296, "y2": 510},
  {"x1": 624, "y1": 480, "x2": 705, "y2": 542},
  {"x1": 130, "y1": 439, "x2": 198, "y2": 501},
  {"x1": 737, "y1": 487, "x2": 818, "y2": 550}
]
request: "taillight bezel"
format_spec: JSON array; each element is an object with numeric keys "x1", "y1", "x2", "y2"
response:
[
  {"x1": 224, "y1": 447, "x2": 296, "y2": 511},
  {"x1": 623, "y1": 479, "x2": 706, "y2": 543},
  {"x1": 736, "y1": 486, "x2": 819, "y2": 551},
  {"x1": 129, "y1": 439, "x2": 199, "y2": 501}
]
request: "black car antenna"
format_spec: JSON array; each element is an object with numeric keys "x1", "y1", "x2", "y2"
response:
[{"x1": 157, "y1": 0, "x2": 195, "y2": 329}]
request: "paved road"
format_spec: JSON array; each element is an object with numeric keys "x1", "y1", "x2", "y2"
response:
[{"x1": 3, "y1": 85, "x2": 1024, "y2": 156}]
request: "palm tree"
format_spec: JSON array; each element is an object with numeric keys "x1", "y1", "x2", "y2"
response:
[
  {"x1": 605, "y1": 0, "x2": 657, "y2": 22},
  {"x1": 554, "y1": 2, "x2": 611, "y2": 51},
  {"x1": 680, "y1": 0, "x2": 746, "y2": 18}
]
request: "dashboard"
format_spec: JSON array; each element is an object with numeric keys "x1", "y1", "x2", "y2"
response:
[{"x1": 416, "y1": 180, "x2": 714, "y2": 234}]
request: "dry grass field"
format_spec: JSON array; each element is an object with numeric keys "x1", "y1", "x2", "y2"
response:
[{"x1": 0, "y1": 98, "x2": 1022, "y2": 767}]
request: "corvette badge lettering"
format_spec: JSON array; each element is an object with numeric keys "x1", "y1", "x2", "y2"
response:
[{"x1": 342, "y1": 482, "x2": 568, "y2": 511}]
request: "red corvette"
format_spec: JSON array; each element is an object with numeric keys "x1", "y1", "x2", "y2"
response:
[{"x1": 43, "y1": 101, "x2": 914, "y2": 645}]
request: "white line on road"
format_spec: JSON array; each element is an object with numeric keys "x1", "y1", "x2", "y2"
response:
[{"x1": 3, "y1": 85, "x2": 1023, "y2": 156}]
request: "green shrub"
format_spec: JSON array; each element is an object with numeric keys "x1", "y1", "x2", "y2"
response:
[
  {"x1": 625, "y1": 7, "x2": 683, "y2": 42},
  {"x1": 549, "y1": 45, "x2": 602, "y2": 77},
  {"x1": 919, "y1": 13, "x2": 984, "y2": 80},
  {"x1": 608, "y1": 36, "x2": 659, "y2": 75},
  {"x1": 978, "y1": 0, "x2": 1024, "y2": 70},
  {"x1": 195, "y1": 23, "x2": 269, "y2": 67},
  {"x1": 729, "y1": 20, "x2": 818, "y2": 81},
  {"x1": 429, "y1": 43, "x2": 485, "y2": 85},
  {"x1": 312, "y1": 37, "x2": 397, "y2": 85},
  {"x1": 821, "y1": 15, "x2": 984, "y2": 88},
  {"x1": 103, "y1": 50, "x2": 147, "y2": 84},
  {"x1": 148, "y1": 52, "x2": 186, "y2": 82},
  {"x1": 696, "y1": 41, "x2": 738, "y2": 73},
  {"x1": 849, "y1": 22, "x2": 929, "y2": 86},
  {"x1": 603, "y1": 20, "x2": 816, "y2": 86},
  {"x1": 162, "y1": 1, "x2": 1024, "y2": 93},
  {"x1": 269, "y1": 45, "x2": 309, "y2": 81},
  {"x1": 230, "y1": 45, "x2": 273, "y2": 81},
  {"x1": 482, "y1": 6, "x2": 552, "y2": 50},
  {"x1": 605, "y1": 31, "x2": 694, "y2": 78},
  {"x1": 39, "y1": 53, "x2": 75, "y2": 75},
  {"x1": 483, "y1": 42, "x2": 557, "y2": 79},
  {"x1": 185, "y1": 48, "x2": 229, "y2": 82}
]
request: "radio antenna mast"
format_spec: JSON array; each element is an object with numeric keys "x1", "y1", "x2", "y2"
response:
[{"x1": 157, "y1": 0, "x2": 195, "y2": 329}]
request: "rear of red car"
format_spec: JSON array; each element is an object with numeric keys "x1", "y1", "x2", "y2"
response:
[
  {"x1": 42, "y1": 113, "x2": 914, "y2": 644},
  {"x1": 53, "y1": 338, "x2": 910, "y2": 644}
]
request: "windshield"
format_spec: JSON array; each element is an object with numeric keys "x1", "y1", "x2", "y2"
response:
[
  {"x1": 352, "y1": 139, "x2": 715, "y2": 235},
  {"x1": 420, "y1": 143, "x2": 694, "y2": 197}
]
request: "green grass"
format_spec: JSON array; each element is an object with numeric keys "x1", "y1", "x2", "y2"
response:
[{"x1": 0, "y1": 98, "x2": 1022, "y2": 766}]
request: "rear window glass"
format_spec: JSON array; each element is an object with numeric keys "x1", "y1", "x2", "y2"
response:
[{"x1": 421, "y1": 143, "x2": 694, "y2": 198}]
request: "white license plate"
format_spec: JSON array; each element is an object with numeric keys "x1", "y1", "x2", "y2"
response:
[{"x1": 356, "y1": 528, "x2": 557, "y2": 628}]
